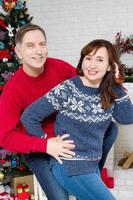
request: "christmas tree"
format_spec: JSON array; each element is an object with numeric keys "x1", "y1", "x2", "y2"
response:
[
  {"x1": 0, "y1": 0, "x2": 33, "y2": 180},
  {"x1": 0, "y1": 0, "x2": 33, "y2": 93}
]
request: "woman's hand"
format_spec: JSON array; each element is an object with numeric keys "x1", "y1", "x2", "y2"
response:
[
  {"x1": 47, "y1": 134, "x2": 75, "y2": 164},
  {"x1": 114, "y1": 62, "x2": 119, "y2": 79}
]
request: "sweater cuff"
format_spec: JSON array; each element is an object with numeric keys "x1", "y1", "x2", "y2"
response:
[{"x1": 38, "y1": 138, "x2": 48, "y2": 152}]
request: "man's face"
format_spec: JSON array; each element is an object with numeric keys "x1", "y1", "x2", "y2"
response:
[{"x1": 15, "y1": 30, "x2": 48, "y2": 76}]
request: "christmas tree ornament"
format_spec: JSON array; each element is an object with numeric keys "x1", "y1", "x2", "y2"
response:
[
  {"x1": 0, "y1": 171, "x2": 4, "y2": 180},
  {"x1": 3, "y1": 0, "x2": 17, "y2": 12},
  {"x1": 0, "y1": 159, "x2": 6, "y2": 164},
  {"x1": 3, "y1": 57, "x2": 8, "y2": 62},
  {"x1": 0, "y1": 41, "x2": 5, "y2": 49},
  {"x1": 20, "y1": 19, "x2": 26, "y2": 25},
  {"x1": 0, "y1": 18, "x2": 6, "y2": 29},
  {"x1": 18, "y1": 165, "x2": 25, "y2": 171},
  {"x1": 15, "y1": 0, "x2": 24, "y2": 9},
  {"x1": 6, "y1": 24, "x2": 14, "y2": 37},
  {"x1": 11, "y1": 158, "x2": 17, "y2": 168}
]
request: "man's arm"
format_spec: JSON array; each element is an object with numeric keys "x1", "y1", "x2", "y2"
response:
[
  {"x1": 0, "y1": 85, "x2": 48, "y2": 153},
  {"x1": 0, "y1": 84, "x2": 75, "y2": 160}
]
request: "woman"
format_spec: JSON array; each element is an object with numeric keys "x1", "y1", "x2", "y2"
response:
[{"x1": 21, "y1": 39, "x2": 133, "y2": 200}]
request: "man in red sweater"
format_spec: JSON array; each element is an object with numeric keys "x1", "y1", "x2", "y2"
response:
[
  {"x1": 0, "y1": 23, "x2": 76, "y2": 200},
  {"x1": 0, "y1": 23, "x2": 117, "y2": 199}
]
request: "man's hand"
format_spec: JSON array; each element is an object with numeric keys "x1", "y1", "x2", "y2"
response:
[{"x1": 47, "y1": 134, "x2": 75, "y2": 164}]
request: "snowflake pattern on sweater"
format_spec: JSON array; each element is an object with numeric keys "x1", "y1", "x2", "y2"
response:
[{"x1": 45, "y1": 78, "x2": 129, "y2": 123}]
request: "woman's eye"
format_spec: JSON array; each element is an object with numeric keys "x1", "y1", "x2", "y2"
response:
[
  {"x1": 98, "y1": 59, "x2": 103, "y2": 62},
  {"x1": 85, "y1": 56, "x2": 91, "y2": 60}
]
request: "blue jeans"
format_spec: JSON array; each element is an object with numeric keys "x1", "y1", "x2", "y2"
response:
[
  {"x1": 52, "y1": 162, "x2": 116, "y2": 200},
  {"x1": 24, "y1": 153, "x2": 69, "y2": 200}
]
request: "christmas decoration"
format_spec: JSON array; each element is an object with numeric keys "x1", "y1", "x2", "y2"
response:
[
  {"x1": 0, "y1": 3, "x2": 33, "y2": 189},
  {"x1": 0, "y1": 148, "x2": 32, "y2": 185},
  {"x1": 101, "y1": 167, "x2": 115, "y2": 189},
  {"x1": 114, "y1": 32, "x2": 133, "y2": 82},
  {"x1": 0, "y1": 0, "x2": 33, "y2": 86},
  {"x1": 0, "y1": 172, "x2": 4, "y2": 180},
  {"x1": 0, "y1": 191, "x2": 17, "y2": 199}
]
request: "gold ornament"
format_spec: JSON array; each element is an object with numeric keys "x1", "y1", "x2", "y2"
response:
[
  {"x1": 0, "y1": 172, "x2": 4, "y2": 180},
  {"x1": 3, "y1": 0, "x2": 17, "y2": 11}
]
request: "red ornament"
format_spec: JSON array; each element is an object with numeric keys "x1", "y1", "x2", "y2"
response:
[
  {"x1": 0, "y1": 19, "x2": 6, "y2": 29},
  {"x1": 106, "y1": 177, "x2": 114, "y2": 189},
  {"x1": 0, "y1": 159, "x2": 6, "y2": 164},
  {"x1": 0, "y1": 49, "x2": 11, "y2": 60},
  {"x1": 19, "y1": 165, "x2": 25, "y2": 171}
]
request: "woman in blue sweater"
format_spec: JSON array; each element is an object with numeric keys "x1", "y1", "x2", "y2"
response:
[{"x1": 21, "y1": 39, "x2": 133, "y2": 200}]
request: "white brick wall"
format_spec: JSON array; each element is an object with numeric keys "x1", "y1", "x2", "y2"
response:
[{"x1": 27, "y1": 0, "x2": 133, "y2": 66}]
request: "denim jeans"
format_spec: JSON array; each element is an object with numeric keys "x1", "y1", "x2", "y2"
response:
[
  {"x1": 52, "y1": 162, "x2": 116, "y2": 200},
  {"x1": 24, "y1": 153, "x2": 69, "y2": 200}
]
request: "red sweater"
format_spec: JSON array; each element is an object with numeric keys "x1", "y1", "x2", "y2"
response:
[{"x1": 0, "y1": 58, "x2": 76, "y2": 153}]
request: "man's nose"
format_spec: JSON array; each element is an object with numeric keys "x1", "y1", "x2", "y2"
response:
[{"x1": 35, "y1": 45, "x2": 42, "y2": 54}]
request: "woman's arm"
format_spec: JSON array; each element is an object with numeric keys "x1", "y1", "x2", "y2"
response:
[{"x1": 113, "y1": 86, "x2": 133, "y2": 124}]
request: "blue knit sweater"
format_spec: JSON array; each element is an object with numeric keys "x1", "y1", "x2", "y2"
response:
[{"x1": 21, "y1": 76, "x2": 133, "y2": 176}]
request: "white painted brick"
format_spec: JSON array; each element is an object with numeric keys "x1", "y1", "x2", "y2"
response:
[
  {"x1": 27, "y1": 0, "x2": 133, "y2": 66},
  {"x1": 118, "y1": 190, "x2": 133, "y2": 199}
]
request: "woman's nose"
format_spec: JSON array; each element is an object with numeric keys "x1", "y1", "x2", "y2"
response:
[{"x1": 90, "y1": 60, "x2": 96, "y2": 68}]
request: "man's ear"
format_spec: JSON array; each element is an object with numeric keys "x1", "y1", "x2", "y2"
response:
[{"x1": 15, "y1": 45, "x2": 22, "y2": 59}]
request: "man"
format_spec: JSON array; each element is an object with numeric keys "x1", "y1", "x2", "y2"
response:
[{"x1": 0, "y1": 23, "x2": 117, "y2": 199}]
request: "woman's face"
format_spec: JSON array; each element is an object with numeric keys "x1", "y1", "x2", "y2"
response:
[{"x1": 81, "y1": 47, "x2": 111, "y2": 87}]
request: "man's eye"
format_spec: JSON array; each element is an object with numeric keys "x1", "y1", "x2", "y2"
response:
[
  {"x1": 40, "y1": 42, "x2": 46, "y2": 47},
  {"x1": 27, "y1": 44, "x2": 33, "y2": 48}
]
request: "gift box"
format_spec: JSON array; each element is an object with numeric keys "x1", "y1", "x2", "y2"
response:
[{"x1": 11, "y1": 175, "x2": 34, "y2": 195}]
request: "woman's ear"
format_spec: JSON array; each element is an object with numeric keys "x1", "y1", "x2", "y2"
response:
[{"x1": 107, "y1": 65, "x2": 111, "y2": 72}]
